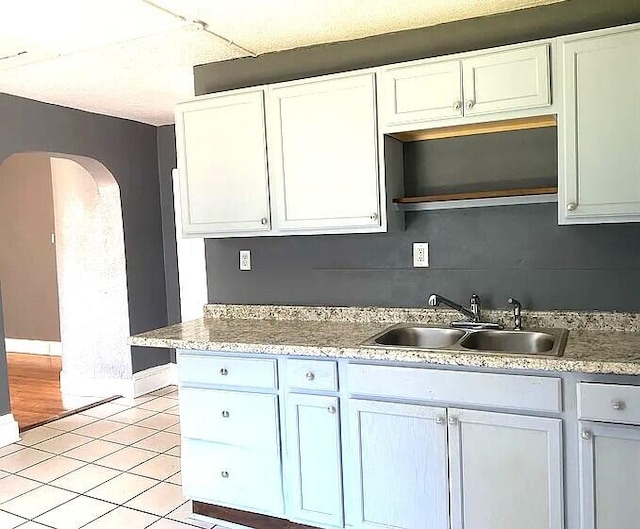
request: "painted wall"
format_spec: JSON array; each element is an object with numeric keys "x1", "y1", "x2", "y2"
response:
[
  {"x1": 192, "y1": 0, "x2": 640, "y2": 312},
  {"x1": 0, "y1": 154, "x2": 60, "y2": 342},
  {"x1": 0, "y1": 93, "x2": 170, "y2": 395},
  {"x1": 0, "y1": 287, "x2": 10, "y2": 416},
  {"x1": 51, "y1": 157, "x2": 132, "y2": 387}
]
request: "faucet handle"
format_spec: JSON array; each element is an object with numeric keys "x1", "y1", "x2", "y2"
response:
[
  {"x1": 469, "y1": 294, "x2": 481, "y2": 322},
  {"x1": 508, "y1": 298, "x2": 523, "y2": 330}
]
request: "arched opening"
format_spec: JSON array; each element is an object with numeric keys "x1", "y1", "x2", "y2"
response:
[{"x1": 0, "y1": 152, "x2": 130, "y2": 429}]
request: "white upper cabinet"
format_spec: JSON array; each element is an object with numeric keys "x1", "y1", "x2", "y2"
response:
[
  {"x1": 381, "y1": 59, "x2": 463, "y2": 125},
  {"x1": 462, "y1": 45, "x2": 551, "y2": 116},
  {"x1": 558, "y1": 27, "x2": 640, "y2": 224},
  {"x1": 175, "y1": 90, "x2": 272, "y2": 237},
  {"x1": 381, "y1": 43, "x2": 550, "y2": 129},
  {"x1": 267, "y1": 73, "x2": 382, "y2": 233}
]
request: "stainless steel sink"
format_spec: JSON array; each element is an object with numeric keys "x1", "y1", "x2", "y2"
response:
[
  {"x1": 362, "y1": 324, "x2": 568, "y2": 356},
  {"x1": 369, "y1": 324, "x2": 466, "y2": 349},
  {"x1": 459, "y1": 329, "x2": 565, "y2": 355}
]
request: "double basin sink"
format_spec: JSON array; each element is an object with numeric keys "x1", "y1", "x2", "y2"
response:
[{"x1": 362, "y1": 324, "x2": 569, "y2": 356}]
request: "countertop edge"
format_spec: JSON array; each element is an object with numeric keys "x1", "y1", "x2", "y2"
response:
[{"x1": 128, "y1": 336, "x2": 640, "y2": 376}]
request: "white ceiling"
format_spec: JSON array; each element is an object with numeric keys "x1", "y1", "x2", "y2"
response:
[{"x1": 0, "y1": 0, "x2": 563, "y2": 126}]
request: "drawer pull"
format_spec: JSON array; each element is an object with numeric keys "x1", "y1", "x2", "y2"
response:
[
  {"x1": 612, "y1": 400, "x2": 626, "y2": 411},
  {"x1": 221, "y1": 410, "x2": 230, "y2": 418},
  {"x1": 327, "y1": 406, "x2": 337, "y2": 414},
  {"x1": 221, "y1": 470, "x2": 229, "y2": 478},
  {"x1": 305, "y1": 371, "x2": 315, "y2": 381},
  {"x1": 220, "y1": 368, "x2": 229, "y2": 376},
  {"x1": 581, "y1": 430, "x2": 592, "y2": 441}
]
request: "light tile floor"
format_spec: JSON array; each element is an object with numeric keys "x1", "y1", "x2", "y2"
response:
[{"x1": 0, "y1": 386, "x2": 220, "y2": 529}]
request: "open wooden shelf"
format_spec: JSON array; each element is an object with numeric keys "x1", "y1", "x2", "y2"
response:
[
  {"x1": 389, "y1": 114, "x2": 557, "y2": 142},
  {"x1": 394, "y1": 186, "x2": 558, "y2": 204},
  {"x1": 394, "y1": 186, "x2": 558, "y2": 211}
]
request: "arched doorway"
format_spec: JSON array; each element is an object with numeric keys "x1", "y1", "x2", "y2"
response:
[{"x1": 0, "y1": 152, "x2": 131, "y2": 429}]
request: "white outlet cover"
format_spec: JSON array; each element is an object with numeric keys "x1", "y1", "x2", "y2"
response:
[
  {"x1": 413, "y1": 243, "x2": 429, "y2": 268},
  {"x1": 239, "y1": 250, "x2": 251, "y2": 271}
]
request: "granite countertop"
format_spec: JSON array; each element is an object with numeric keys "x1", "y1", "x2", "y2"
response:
[{"x1": 129, "y1": 311, "x2": 640, "y2": 375}]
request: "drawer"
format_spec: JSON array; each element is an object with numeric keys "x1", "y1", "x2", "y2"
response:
[
  {"x1": 578, "y1": 383, "x2": 640, "y2": 425},
  {"x1": 180, "y1": 387, "x2": 279, "y2": 451},
  {"x1": 182, "y1": 438, "x2": 283, "y2": 515},
  {"x1": 178, "y1": 352, "x2": 277, "y2": 389},
  {"x1": 286, "y1": 359, "x2": 338, "y2": 391},
  {"x1": 348, "y1": 363, "x2": 562, "y2": 413}
]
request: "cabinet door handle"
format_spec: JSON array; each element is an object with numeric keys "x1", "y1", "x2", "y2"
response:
[
  {"x1": 435, "y1": 416, "x2": 446, "y2": 425},
  {"x1": 260, "y1": 217, "x2": 268, "y2": 225},
  {"x1": 453, "y1": 101, "x2": 462, "y2": 110},
  {"x1": 369, "y1": 212, "x2": 378, "y2": 221},
  {"x1": 327, "y1": 406, "x2": 337, "y2": 414},
  {"x1": 611, "y1": 400, "x2": 626, "y2": 411},
  {"x1": 221, "y1": 470, "x2": 230, "y2": 478},
  {"x1": 448, "y1": 416, "x2": 459, "y2": 426},
  {"x1": 221, "y1": 410, "x2": 230, "y2": 418},
  {"x1": 566, "y1": 202, "x2": 577, "y2": 211},
  {"x1": 219, "y1": 368, "x2": 228, "y2": 376},
  {"x1": 465, "y1": 100, "x2": 475, "y2": 109},
  {"x1": 305, "y1": 371, "x2": 315, "y2": 381},
  {"x1": 581, "y1": 430, "x2": 592, "y2": 441}
]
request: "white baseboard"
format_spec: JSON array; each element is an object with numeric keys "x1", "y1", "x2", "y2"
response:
[
  {"x1": 5, "y1": 338, "x2": 62, "y2": 356},
  {"x1": 60, "y1": 370, "x2": 134, "y2": 400},
  {"x1": 0, "y1": 414, "x2": 20, "y2": 448},
  {"x1": 133, "y1": 363, "x2": 178, "y2": 399},
  {"x1": 60, "y1": 363, "x2": 178, "y2": 403}
]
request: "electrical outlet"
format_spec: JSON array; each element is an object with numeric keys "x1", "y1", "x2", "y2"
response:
[
  {"x1": 413, "y1": 243, "x2": 429, "y2": 268},
  {"x1": 239, "y1": 250, "x2": 251, "y2": 271}
]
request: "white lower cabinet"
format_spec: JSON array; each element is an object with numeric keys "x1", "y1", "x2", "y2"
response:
[
  {"x1": 349, "y1": 400, "x2": 450, "y2": 529},
  {"x1": 579, "y1": 423, "x2": 640, "y2": 529},
  {"x1": 182, "y1": 438, "x2": 284, "y2": 514},
  {"x1": 348, "y1": 402, "x2": 563, "y2": 529},
  {"x1": 285, "y1": 393, "x2": 343, "y2": 527},
  {"x1": 448, "y1": 409, "x2": 564, "y2": 529}
]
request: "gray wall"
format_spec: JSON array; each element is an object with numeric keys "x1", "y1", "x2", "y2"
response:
[
  {"x1": 0, "y1": 93, "x2": 170, "y2": 376},
  {"x1": 0, "y1": 154, "x2": 60, "y2": 342},
  {"x1": 0, "y1": 287, "x2": 10, "y2": 415},
  {"x1": 195, "y1": 0, "x2": 640, "y2": 94},
  {"x1": 194, "y1": 0, "x2": 640, "y2": 313}
]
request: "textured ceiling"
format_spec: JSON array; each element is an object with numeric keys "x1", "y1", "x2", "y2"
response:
[{"x1": 0, "y1": 0, "x2": 563, "y2": 125}]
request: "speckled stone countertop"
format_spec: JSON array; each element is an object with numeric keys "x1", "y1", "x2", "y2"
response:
[{"x1": 129, "y1": 305, "x2": 640, "y2": 375}]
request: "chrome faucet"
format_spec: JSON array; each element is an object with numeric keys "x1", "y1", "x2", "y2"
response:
[
  {"x1": 428, "y1": 293, "x2": 503, "y2": 330},
  {"x1": 428, "y1": 293, "x2": 480, "y2": 322},
  {"x1": 508, "y1": 298, "x2": 523, "y2": 330}
]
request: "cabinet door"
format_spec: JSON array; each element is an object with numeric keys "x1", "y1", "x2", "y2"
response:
[
  {"x1": 462, "y1": 44, "x2": 550, "y2": 116},
  {"x1": 267, "y1": 73, "x2": 381, "y2": 233},
  {"x1": 559, "y1": 29, "x2": 640, "y2": 223},
  {"x1": 448, "y1": 409, "x2": 563, "y2": 529},
  {"x1": 175, "y1": 90, "x2": 272, "y2": 236},
  {"x1": 579, "y1": 423, "x2": 640, "y2": 529},
  {"x1": 381, "y1": 59, "x2": 463, "y2": 126},
  {"x1": 285, "y1": 394, "x2": 343, "y2": 527},
  {"x1": 348, "y1": 400, "x2": 449, "y2": 529}
]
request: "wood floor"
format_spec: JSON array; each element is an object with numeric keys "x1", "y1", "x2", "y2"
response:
[{"x1": 7, "y1": 352, "x2": 113, "y2": 431}]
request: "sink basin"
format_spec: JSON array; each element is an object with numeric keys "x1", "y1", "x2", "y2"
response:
[
  {"x1": 362, "y1": 324, "x2": 568, "y2": 356},
  {"x1": 460, "y1": 329, "x2": 566, "y2": 355},
  {"x1": 369, "y1": 325, "x2": 466, "y2": 349}
]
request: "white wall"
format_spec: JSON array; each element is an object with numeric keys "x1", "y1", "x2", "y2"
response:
[{"x1": 51, "y1": 156, "x2": 132, "y2": 394}]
